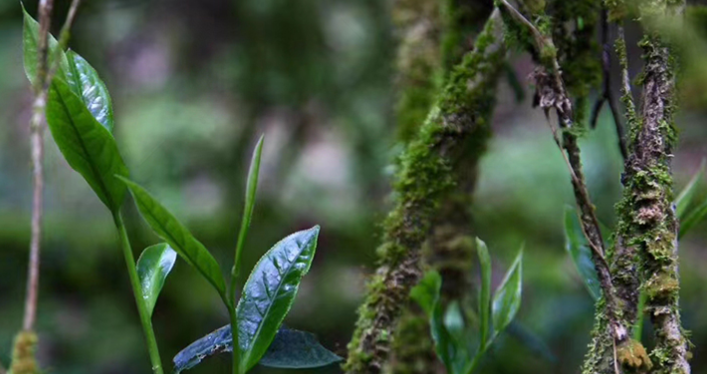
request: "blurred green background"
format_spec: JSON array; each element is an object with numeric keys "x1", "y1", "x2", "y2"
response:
[{"x1": 0, "y1": 0, "x2": 705, "y2": 373}]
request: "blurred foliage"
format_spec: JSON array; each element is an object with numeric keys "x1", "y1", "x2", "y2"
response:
[{"x1": 0, "y1": 0, "x2": 706, "y2": 373}]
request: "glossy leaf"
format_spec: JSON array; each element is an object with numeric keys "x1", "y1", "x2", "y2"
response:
[
  {"x1": 22, "y1": 7, "x2": 69, "y2": 87},
  {"x1": 119, "y1": 177, "x2": 227, "y2": 300},
  {"x1": 46, "y1": 78, "x2": 128, "y2": 212},
  {"x1": 676, "y1": 159, "x2": 705, "y2": 220},
  {"x1": 491, "y1": 247, "x2": 522, "y2": 336},
  {"x1": 173, "y1": 325, "x2": 339, "y2": 373},
  {"x1": 476, "y1": 238, "x2": 492, "y2": 347},
  {"x1": 680, "y1": 197, "x2": 707, "y2": 239},
  {"x1": 258, "y1": 326, "x2": 342, "y2": 369},
  {"x1": 66, "y1": 51, "x2": 115, "y2": 132},
  {"x1": 236, "y1": 226, "x2": 320, "y2": 372},
  {"x1": 136, "y1": 243, "x2": 177, "y2": 317},
  {"x1": 233, "y1": 135, "x2": 264, "y2": 277},
  {"x1": 173, "y1": 325, "x2": 233, "y2": 374},
  {"x1": 564, "y1": 206, "x2": 601, "y2": 300}
]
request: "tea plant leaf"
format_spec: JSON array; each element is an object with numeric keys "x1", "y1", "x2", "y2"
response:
[
  {"x1": 119, "y1": 177, "x2": 227, "y2": 300},
  {"x1": 411, "y1": 270, "x2": 454, "y2": 371},
  {"x1": 676, "y1": 159, "x2": 705, "y2": 220},
  {"x1": 236, "y1": 226, "x2": 320, "y2": 373},
  {"x1": 680, "y1": 197, "x2": 707, "y2": 239},
  {"x1": 410, "y1": 270, "x2": 442, "y2": 317},
  {"x1": 476, "y1": 238, "x2": 492, "y2": 347},
  {"x1": 443, "y1": 301, "x2": 470, "y2": 373},
  {"x1": 66, "y1": 51, "x2": 115, "y2": 132},
  {"x1": 172, "y1": 325, "x2": 339, "y2": 373},
  {"x1": 564, "y1": 206, "x2": 601, "y2": 300},
  {"x1": 491, "y1": 247, "x2": 522, "y2": 336},
  {"x1": 22, "y1": 6, "x2": 69, "y2": 87},
  {"x1": 136, "y1": 243, "x2": 177, "y2": 317},
  {"x1": 233, "y1": 135, "x2": 264, "y2": 277},
  {"x1": 46, "y1": 78, "x2": 128, "y2": 213},
  {"x1": 258, "y1": 326, "x2": 342, "y2": 369},
  {"x1": 173, "y1": 325, "x2": 233, "y2": 374}
]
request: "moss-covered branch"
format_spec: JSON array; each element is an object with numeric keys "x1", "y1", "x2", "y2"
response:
[
  {"x1": 628, "y1": 2, "x2": 690, "y2": 372},
  {"x1": 393, "y1": 0, "x2": 444, "y2": 143},
  {"x1": 343, "y1": 10, "x2": 506, "y2": 374}
]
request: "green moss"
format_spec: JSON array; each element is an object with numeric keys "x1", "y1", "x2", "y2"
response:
[
  {"x1": 617, "y1": 339, "x2": 653, "y2": 370},
  {"x1": 10, "y1": 331, "x2": 39, "y2": 374},
  {"x1": 546, "y1": 0, "x2": 602, "y2": 127},
  {"x1": 345, "y1": 12, "x2": 504, "y2": 373}
]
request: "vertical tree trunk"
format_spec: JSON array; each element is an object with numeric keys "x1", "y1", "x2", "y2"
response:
[{"x1": 344, "y1": 10, "x2": 505, "y2": 374}]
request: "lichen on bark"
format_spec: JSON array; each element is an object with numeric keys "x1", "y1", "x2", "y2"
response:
[
  {"x1": 343, "y1": 10, "x2": 506, "y2": 374},
  {"x1": 583, "y1": 1, "x2": 691, "y2": 373}
]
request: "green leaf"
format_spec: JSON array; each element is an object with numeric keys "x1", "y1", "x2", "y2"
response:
[
  {"x1": 680, "y1": 197, "x2": 707, "y2": 239},
  {"x1": 233, "y1": 135, "x2": 264, "y2": 277},
  {"x1": 119, "y1": 177, "x2": 227, "y2": 301},
  {"x1": 173, "y1": 325, "x2": 233, "y2": 374},
  {"x1": 66, "y1": 51, "x2": 115, "y2": 132},
  {"x1": 22, "y1": 6, "x2": 69, "y2": 87},
  {"x1": 258, "y1": 326, "x2": 342, "y2": 369},
  {"x1": 491, "y1": 247, "x2": 522, "y2": 336},
  {"x1": 172, "y1": 325, "x2": 340, "y2": 373},
  {"x1": 563, "y1": 206, "x2": 601, "y2": 300},
  {"x1": 136, "y1": 243, "x2": 177, "y2": 317},
  {"x1": 443, "y1": 301, "x2": 470, "y2": 374},
  {"x1": 476, "y1": 238, "x2": 491, "y2": 348},
  {"x1": 410, "y1": 270, "x2": 442, "y2": 317},
  {"x1": 46, "y1": 78, "x2": 128, "y2": 213},
  {"x1": 236, "y1": 226, "x2": 320, "y2": 372},
  {"x1": 676, "y1": 159, "x2": 705, "y2": 220},
  {"x1": 411, "y1": 271, "x2": 455, "y2": 371}
]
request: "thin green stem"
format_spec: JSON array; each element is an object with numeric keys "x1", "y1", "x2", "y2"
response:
[
  {"x1": 114, "y1": 212, "x2": 164, "y2": 374},
  {"x1": 229, "y1": 306, "x2": 241, "y2": 374}
]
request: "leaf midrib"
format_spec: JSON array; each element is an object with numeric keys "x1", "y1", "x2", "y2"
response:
[
  {"x1": 240, "y1": 241, "x2": 309, "y2": 369},
  {"x1": 55, "y1": 83, "x2": 116, "y2": 210}
]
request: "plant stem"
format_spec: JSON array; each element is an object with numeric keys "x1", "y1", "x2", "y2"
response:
[
  {"x1": 228, "y1": 306, "x2": 241, "y2": 374},
  {"x1": 114, "y1": 212, "x2": 164, "y2": 374}
]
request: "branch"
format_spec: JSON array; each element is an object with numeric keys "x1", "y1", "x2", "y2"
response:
[
  {"x1": 15, "y1": 1, "x2": 82, "y2": 373},
  {"x1": 344, "y1": 9, "x2": 506, "y2": 374},
  {"x1": 22, "y1": 0, "x2": 55, "y2": 335},
  {"x1": 623, "y1": 2, "x2": 690, "y2": 371},
  {"x1": 589, "y1": 8, "x2": 627, "y2": 159},
  {"x1": 499, "y1": 0, "x2": 630, "y2": 357}
]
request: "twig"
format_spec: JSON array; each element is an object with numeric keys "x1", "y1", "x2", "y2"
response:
[
  {"x1": 504, "y1": 0, "x2": 628, "y2": 347},
  {"x1": 45, "y1": 0, "x2": 82, "y2": 88},
  {"x1": 22, "y1": 0, "x2": 83, "y2": 336},
  {"x1": 22, "y1": 0, "x2": 55, "y2": 333},
  {"x1": 589, "y1": 8, "x2": 628, "y2": 159}
]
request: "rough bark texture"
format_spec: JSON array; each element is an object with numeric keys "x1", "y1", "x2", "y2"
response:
[
  {"x1": 630, "y1": 3, "x2": 690, "y2": 370},
  {"x1": 583, "y1": 1, "x2": 690, "y2": 374},
  {"x1": 393, "y1": 0, "x2": 443, "y2": 143},
  {"x1": 343, "y1": 10, "x2": 505, "y2": 374}
]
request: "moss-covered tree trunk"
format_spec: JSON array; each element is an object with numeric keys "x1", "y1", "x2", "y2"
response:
[{"x1": 343, "y1": 9, "x2": 505, "y2": 374}]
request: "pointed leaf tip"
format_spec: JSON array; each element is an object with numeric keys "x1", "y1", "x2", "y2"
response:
[
  {"x1": 491, "y1": 247, "x2": 523, "y2": 336},
  {"x1": 236, "y1": 227, "x2": 320, "y2": 372},
  {"x1": 118, "y1": 177, "x2": 227, "y2": 301}
]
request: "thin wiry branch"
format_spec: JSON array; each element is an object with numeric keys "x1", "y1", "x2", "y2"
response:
[
  {"x1": 22, "y1": 0, "x2": 55, "y2": 333},
  {"x1": 499, "y1": 0, "x2": 628, "y2": 351},
  {"x1": 590, "y1": 8, "x2": 627, "y2": 159},
  {"x1": 22, "y1": 0, "x2": 83, "y2": 336}
]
